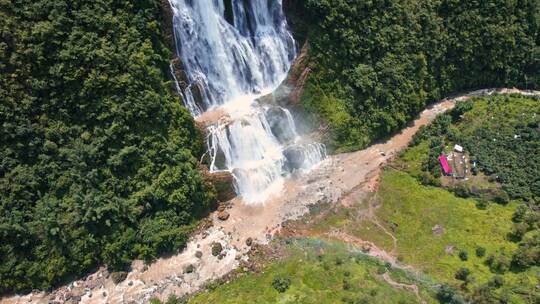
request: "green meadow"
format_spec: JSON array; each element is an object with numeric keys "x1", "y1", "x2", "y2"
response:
[{"x1": 190, "y1": 240, "x2": 438, "y2": 304}]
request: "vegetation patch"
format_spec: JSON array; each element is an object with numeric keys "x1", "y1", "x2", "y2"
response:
[
  {"x1": 189, "y1": 239, "x2": 438, "y2": 304},
  {"x1": 299, "y1": 0, "x2": 539, "y2": 152},
  {"x1": 357, "y1": 96, "x2": 540, "y2": 302},
  {"x1": 0, "y1": 0, "x2": 215, "y2": 293}
]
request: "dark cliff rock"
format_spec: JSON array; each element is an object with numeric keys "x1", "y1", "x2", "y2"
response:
[
  {"x1": 200, "y1": 166, "x2": 236, "y2": 203},
  {"x1": 283, "y1": 0, "x2": 308, "y2": 43},
  {"x1": 159, "y1": 0, "x2": 175, "y2": 50},
  {"x1": 286, "y1": 41, "x2": 311, "y2": 107}
]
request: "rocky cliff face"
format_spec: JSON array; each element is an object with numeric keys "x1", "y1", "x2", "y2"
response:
[
  {"x1": 283, "y1": 0, "x2": 308, "y2": 43},
  {"x1": 200, "y1": 166, "x2": 236, "y2": 203},
  {"x1": 286, "y1": 41, "x2": 311, "y2": 107},
  {"x1": 159, "y1": 0, "x2": 175, "y2": 49}
]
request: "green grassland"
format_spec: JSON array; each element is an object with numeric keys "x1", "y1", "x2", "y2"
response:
[
  {"x1": 371, "y1": 170, "x2": 539, "y2": 301},
  {"x1": 189, "y1": 240, "x2": 438, "y2": 304}
]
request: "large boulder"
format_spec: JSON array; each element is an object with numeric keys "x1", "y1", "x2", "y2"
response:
[
  {"x1": 217, "y1": 211, "x2": 230, "y2": 221},
  {"x1": 283, "y1": 145, "x2": 307, "y2": 171},
  {"x1": 200, "y1": 166, "x2": 236, "y2": 202}
]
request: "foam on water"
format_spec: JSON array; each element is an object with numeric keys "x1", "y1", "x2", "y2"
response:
[{"x1": 169, "y1": 0, "x2": 326, "y2": 203}]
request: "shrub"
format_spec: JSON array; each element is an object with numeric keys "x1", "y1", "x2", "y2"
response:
[
  {"x1": 492, "y1": 189, "x2": 510, "y2": 205},
  {"x1": 475, "y1": 247, "x2": 486, "y2": 258},
  {"x1": 272, "y1": 276, "x2": 291, "y2": 293},
  {"x1": 111, "y1": 271, "x2": 128, "y2": 284},
  {"x1": 512, "y1": 238, "x2": 540, "y2": 269},
  {"x1": 459, "y1": 250, "x2": 469, "y2": 261},
  {"x1": 342, "y1": 279, "x2": 352, "y2": 290},
  {"x1": 486, "y1": 254, "x2": 511, "y2": 273},
  {"x1": 488, "y1": 275, "x2": 504, "y2": 288},
  {"x1": 508, "y1": 223, "x2": 529, "y2": 242},
  {"x1": 166, "y1": 294, "x2": 187, "y2": 304},
  {"x1": 475, "y1": 196, "x2": 490, "y2": 209},
  {"x1": 150, "y1": 298, "x2": 162, "y2": 304},
  {"x1": 453, "y1": 183, "x2": 472, "y2": 198},
  {"x1": 513, "y1": 205, "x2": 529, "y2": 222},
  {"x1": 436, "y1": 284, "x2": 466, "y2": 304},
  {"x1": 204, "y1": 279, "x2": 225, "y2": 292},
  {"x1": 455, "y1": 267, "x2": 471, "y2": 281},
  {"x1": 418, "y1": 171, "x2": 441, "y2": 187}
]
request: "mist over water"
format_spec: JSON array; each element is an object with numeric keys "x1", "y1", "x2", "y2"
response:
[{"x1": 169, "y1": 0, "x2": 326, "y2": 203}]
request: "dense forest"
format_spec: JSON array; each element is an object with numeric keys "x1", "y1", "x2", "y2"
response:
[
  {"x1": 299, "y1": 0, "x2": 540, "y2": 152},
  {"x1": 0, "y1": 0, "x2": 215, "y2": 293}
]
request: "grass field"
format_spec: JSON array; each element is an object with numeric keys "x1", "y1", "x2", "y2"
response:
[{"x1": 189, "y1": 240, "x2": 438, "y2": 304}]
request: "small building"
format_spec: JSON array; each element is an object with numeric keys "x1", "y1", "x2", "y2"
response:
[
  {"x1": 439, "y1": 155, "x2": 452, "y2": 175},
  {"x1": 454, "y1": 144, "x2": 464, "y2": 153}
]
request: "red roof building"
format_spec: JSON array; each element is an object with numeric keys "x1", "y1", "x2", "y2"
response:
[{"x1": 439, "y1": 155, "x2": 452, "y2": 175}]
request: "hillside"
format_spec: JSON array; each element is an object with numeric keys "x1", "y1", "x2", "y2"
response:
[
  {"x1": 0, "y1": 0, "x2": 215, "y2": 293},
  {"x1": 293, "y1": 0, "x2": 540, "y2": 152}
]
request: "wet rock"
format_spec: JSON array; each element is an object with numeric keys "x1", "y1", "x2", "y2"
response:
[
  {"x1": 128, "y1": 281, "x2": 133, "y2": 286},
  {"x1": 184, "y1": 264, "x2": 195, "y2": 274},
  {"x1": 111, "y1": 271, "x2": 128, "y2": 284},
  {"x1": 245, "y1": 237, "x2": 253, "y2": 247},
  {"x1": 218, "y1": 211, "x2": 230, "y2": 221},
  {"x1": 283, "y1": 145, "x2": 307, "y2": 171},
  {"x1": 202, "y1": 170, "x2": 236, "y2": 202},
  {"x1": 195, "y1": 251, "x2": 203, "y2": 258},
  {"x1": 102, "y1": 291, "x2": 107, "y2": 297},
  {"x1": 217, "y1": 203, "x2": 227, "y2": 212}
]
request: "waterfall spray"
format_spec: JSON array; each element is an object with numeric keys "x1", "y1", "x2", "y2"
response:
[{"x1": 169, "y1": 0, "x2": 326, "y2": 203}]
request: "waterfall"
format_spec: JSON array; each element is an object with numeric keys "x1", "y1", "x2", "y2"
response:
[{"x1": 169, "y1": 0, "x2": 326, "y2": 203}]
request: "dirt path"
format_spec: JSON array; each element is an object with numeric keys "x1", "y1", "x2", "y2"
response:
[
  {"x1": 3, "y1": 88, "x2": 537, "y2": 304},
  {"x1": 326, "y1": 229, "x2": 399, "y2": 265},
  {"x1": 382, "y1": 273, "x2": 426, "y2": 304}
]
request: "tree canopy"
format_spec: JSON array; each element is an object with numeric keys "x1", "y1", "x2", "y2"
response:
[
  {"x1": 0, "y1": 0, "x2": 215, "y2": 293},
  {"x1": 300, "y1": 0, "x2": 540, "y2": 152}
]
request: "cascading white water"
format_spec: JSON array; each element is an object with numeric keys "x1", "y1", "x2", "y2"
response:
[{"x1": 169, "y1": 0, "x2": 326, "y2": 203}]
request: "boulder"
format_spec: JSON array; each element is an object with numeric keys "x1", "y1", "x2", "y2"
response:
[
  {"x1": 201, "y1": 169, "x2": 236, "y2": 202},
  {"x1": 218, "y1": 211, "x2": 230, "y2": 221},
  {"x1": 212, "y1": 242, "x2": 223, "y2": 256},
  {"x1": 184, "y1": 264, "x2": 195, "y2": 274}
]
